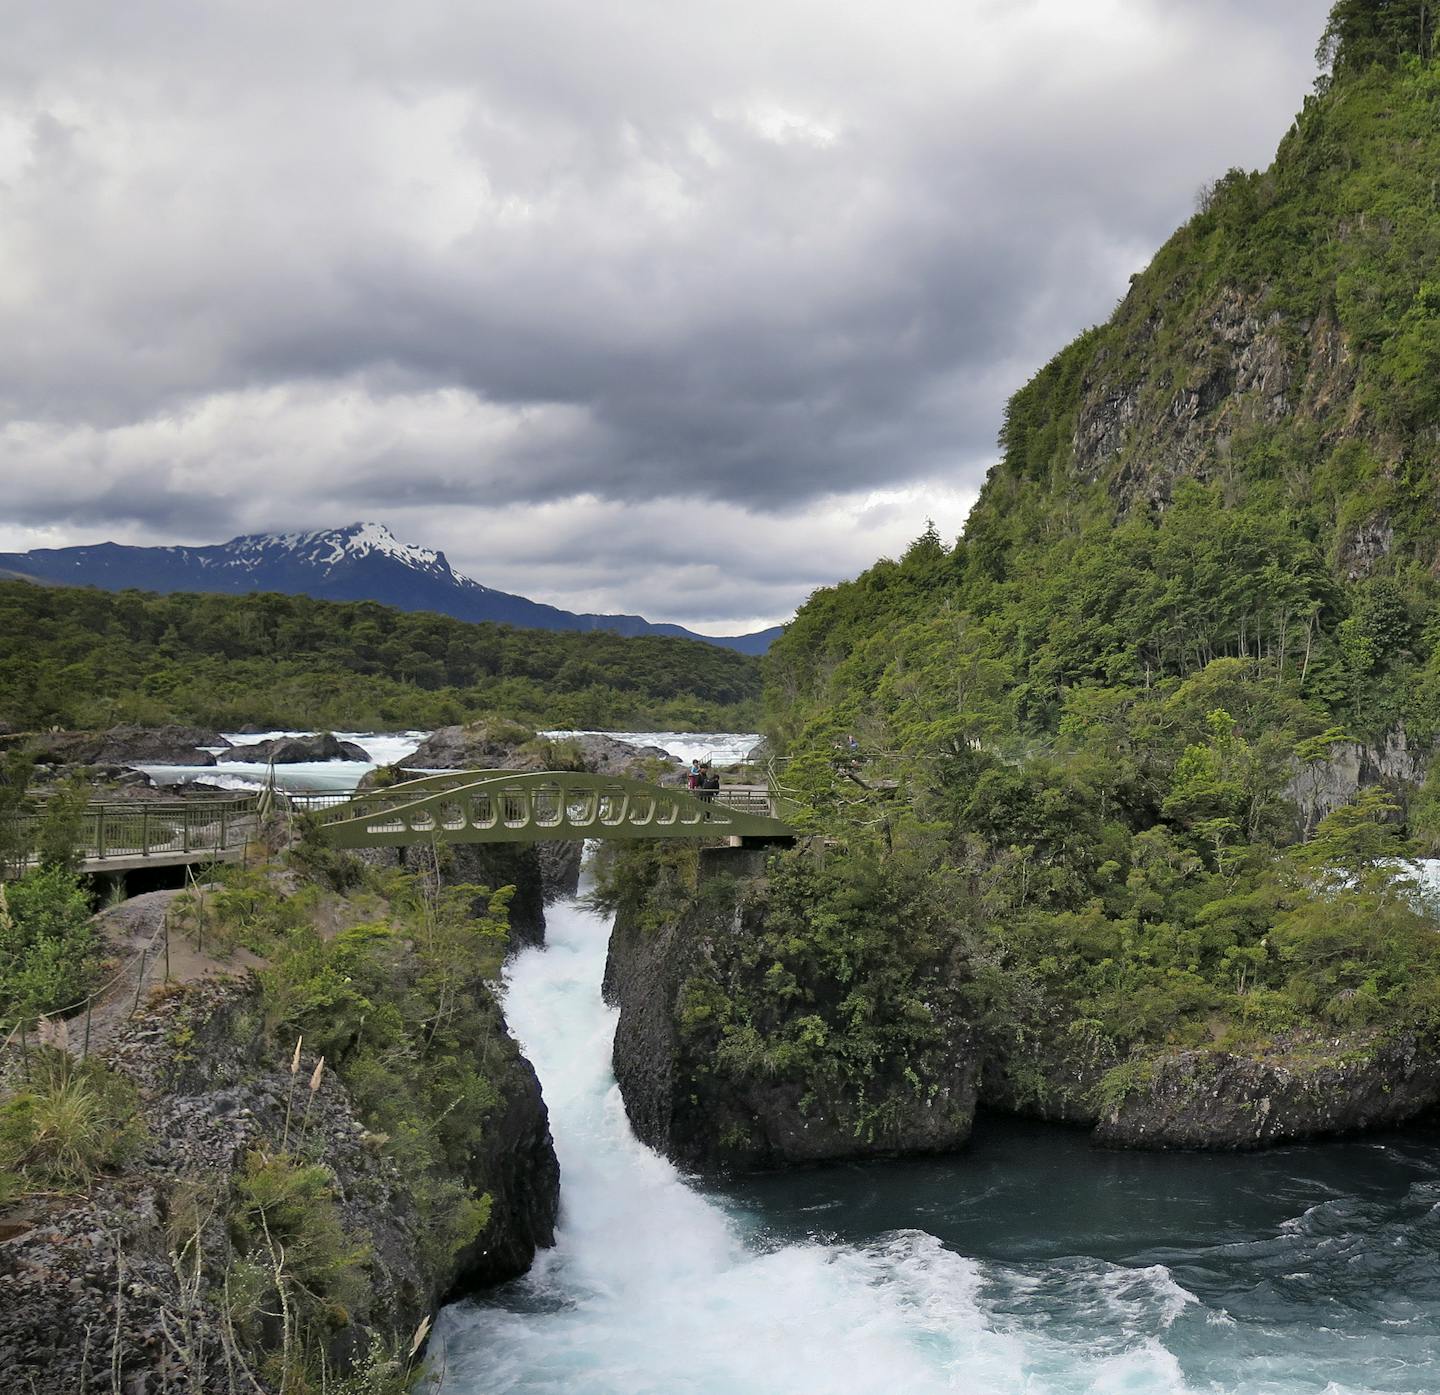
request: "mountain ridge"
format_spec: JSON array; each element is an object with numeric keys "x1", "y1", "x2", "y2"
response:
[{"x1": 0, "y1": 522, "x2": 783, "y2": 655}]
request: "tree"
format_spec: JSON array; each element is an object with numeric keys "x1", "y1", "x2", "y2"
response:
[{"x1": 1318, "y1": 0, "x2": 1434, "y2": 73}]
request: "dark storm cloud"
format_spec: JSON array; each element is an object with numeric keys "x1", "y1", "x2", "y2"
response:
[{"x1": 0, "y1": 0, "x2": 1334, "y2": 625}]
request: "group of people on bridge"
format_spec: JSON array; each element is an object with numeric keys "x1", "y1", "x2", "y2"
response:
[{"x1": 686, "y1": 759, "x2": 722, "y2": 803}]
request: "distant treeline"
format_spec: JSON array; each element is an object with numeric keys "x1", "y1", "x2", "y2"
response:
[{"x1": 0, "y1": 582, "x2": 761, "y2": 732}]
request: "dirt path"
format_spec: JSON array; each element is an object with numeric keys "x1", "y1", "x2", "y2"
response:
[{"x1": 81, "y1": 889, "x2": 266, "y2": 1057}]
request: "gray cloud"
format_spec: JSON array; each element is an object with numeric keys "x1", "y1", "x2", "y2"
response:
[{"x1": 0, "y1": 0, "x2": 1333, "y2": 627}]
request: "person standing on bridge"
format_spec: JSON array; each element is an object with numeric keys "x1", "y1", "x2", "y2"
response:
[
  {"x1": 700, "y1": 766, "x2": 719, "y2": 802},
  {"x1": 688, "y1": 759, "x2": 701, "y2": 790}
]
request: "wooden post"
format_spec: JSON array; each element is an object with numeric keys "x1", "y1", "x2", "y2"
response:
[
  {"x1": 132, "y1": 950, "x2": 148, "y2": 1016},
  {"x1": 82, "y1": 999, "x2": 92, "y2": 1059},
  {"x1": 164, "y1": 923, "x2": 171, "y2": 983}
]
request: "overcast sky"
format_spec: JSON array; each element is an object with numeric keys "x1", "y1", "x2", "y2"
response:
[{"x1": 0, "y1": 0, "x2": 1333, "y2": 633}]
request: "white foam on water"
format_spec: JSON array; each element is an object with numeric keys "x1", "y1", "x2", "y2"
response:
[
  {"x1": 142, "y1": 729, "x2": 763, "y2": 794},
  {"x1": 425, "y1": 896, "x2": 1201, "y2": 1395},
  {"x1": 140, "y1": 730, "x2": 430, "y2": 794}
]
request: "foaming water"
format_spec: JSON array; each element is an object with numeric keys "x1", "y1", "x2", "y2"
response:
[
  {"x1": 139, "y1": 729, "x2": 429, "y2": 793},
  {"x1": 430, "y1": 898, "x2": 1378, "y2": 1395}
]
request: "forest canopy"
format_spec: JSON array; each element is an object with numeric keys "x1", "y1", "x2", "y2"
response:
[{"x1": 0, "y1": 581, "x2": 762, "y2": 733}]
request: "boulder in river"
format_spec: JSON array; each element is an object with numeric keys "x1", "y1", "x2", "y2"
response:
[
  {"x1": 406, "y1": 720, "x2": 681, "y2": 780},
  {"x1": 220, "y1": 732, "x2": 371, "y2": 764},
  {"x1": 404, "y1": 719, "x2": 549, "y2": 772},
  {"x1": 4, "y1": 724, "x2": 228, "y2": 767}
]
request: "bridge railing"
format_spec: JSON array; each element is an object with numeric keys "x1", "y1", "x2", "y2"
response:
[
  {"x1": 2, "y1": 796, "x2": 259, "y2": 875},
  {"x1": 311, "y1": 769, "x2": 795, "y2": 847},
  {"x1": 286, "y1": 772, "x2": 785, "y2": 823}
]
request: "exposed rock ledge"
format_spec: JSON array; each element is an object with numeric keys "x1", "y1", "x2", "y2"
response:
[
  {"x1": 604, "y1": 856, "x2": 1440, "y2": 1169},
  {"x1": 605, "y1": 850, "x2": 979, "y2": 1171},
  {"x1": 1093, "y1": 1036, "x2": 1440, "y2": 1150},
  {"x1": 0, "y1": 977, "x2": 559, "y2": 1392}
]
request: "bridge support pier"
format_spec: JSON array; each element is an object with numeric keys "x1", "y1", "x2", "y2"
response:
[{"x1": 700, "y1": 845, "x2": 770, "y2": 881}]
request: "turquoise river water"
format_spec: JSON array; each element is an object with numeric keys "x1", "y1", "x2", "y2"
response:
[{"x1": 427, "y1": 896, "x2": 1440, "y2": 1395}]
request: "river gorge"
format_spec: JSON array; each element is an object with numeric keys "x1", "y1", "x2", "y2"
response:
[
  {"x1": 428, "y1": 889, "x2": 1440, "y2": 1395},
  {"x1": 110, "y1": 726, "x2": 1440, "y2": 1392},
  {"x1": 6, "y1": 724, "x2": 1440, "y2": 1393}
]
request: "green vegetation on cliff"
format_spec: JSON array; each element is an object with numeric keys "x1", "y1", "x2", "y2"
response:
[
  {"x1": 0, "y1": 830, "x2": 549, "y2": 1392},
  {"x1": 750, "y1": 3, "x2": 1440, "y2": 1115},
  {"x1": 0, "y1": 581, "x2": 761, "y2": 733}
]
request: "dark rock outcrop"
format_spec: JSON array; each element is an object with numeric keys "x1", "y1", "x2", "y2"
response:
[
  {"x1": 356, "y1": 840, "x2": 549, "y2": 950},
  {"x1": 455, "y1": 1047, "x2": 561, "y2": 1284},
  {"x1": 1287, "y1": 725, "x2": 1430, "y2": 837},
  {"x1": 537, "y1": 840, "x2": 584, "y2": 903},
  {"x1": 220, "y1": 732, "x2": 371, "y2": 764},
  {"x1": 2, "y1": 724, "x2": 229, "y2": 767},
  {"x1": 605, "y1": 851, "x2": 979, "y2": 1171},
  {"x1": 1094, "y1": 1036, "x2": 1440, "y2": 1150},
  {"x1": 0, "y1": 975, "x2": 559, "y2": 1393},
  {"x1": 442, "y1": 844, "x2": 548, "y2": 950}
]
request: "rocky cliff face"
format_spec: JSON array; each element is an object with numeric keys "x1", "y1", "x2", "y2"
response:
[
  {"x1": 0, "y1": 977, "x2": 559, "y2": 1392},
  {"x1": 1094, "y1": 1035, "x2": 1440, "y2": 1150},
  {"x1": 605, "y1": 851, "x2": 980, "y2": 1171},
  {"x1": 604, "y1": 855, "x2": 1440, "y2": 1168},
  {"x1": 1287, "y1": 725, "x2": 1429, "y2": 836}
]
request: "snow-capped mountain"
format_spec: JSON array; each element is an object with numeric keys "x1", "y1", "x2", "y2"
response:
[{"x1": 0, "y1": 522, "x2": 781, "y2": 654}]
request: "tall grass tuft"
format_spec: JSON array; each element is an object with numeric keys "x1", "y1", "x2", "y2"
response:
[{"x1": 0, "y1": 1048, "x2": 146, "y2": 1192}]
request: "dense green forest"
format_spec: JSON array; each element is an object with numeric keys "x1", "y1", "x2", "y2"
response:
[
  {"x1": 746, "y1": 1, "x2": 1440, "y2": 1103},
  {"x1": 0, "y1": 582, "x2": 761, "y2": 732}
]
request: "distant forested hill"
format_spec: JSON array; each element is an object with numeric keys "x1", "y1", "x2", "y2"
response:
[{"x1": 0, "y1": 581, "x2": 761, "y2": 732}]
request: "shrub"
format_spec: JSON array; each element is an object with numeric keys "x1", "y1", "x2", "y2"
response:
[
  {"x1": 0, "y1": 1050, "x2": 146, "y2": 1192},
  {"x1": 0, "y1": 866, "x2": 101, "y2": 1020}
]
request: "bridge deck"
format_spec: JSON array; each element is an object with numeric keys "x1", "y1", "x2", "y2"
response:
[
  {"x1": 2, "y1": 771, "x2": 796, "y2": 874},
  {"x1": 4, "y1": 799, "x2": 258, "y2": 878}
]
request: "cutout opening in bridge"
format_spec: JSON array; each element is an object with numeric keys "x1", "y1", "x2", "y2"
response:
[
  {"x1": 436, "y1": 800, "x2": 467, "y2": 831},
  {"x1": 533, "y1": 785, "x2": 564, "y2": 828}
]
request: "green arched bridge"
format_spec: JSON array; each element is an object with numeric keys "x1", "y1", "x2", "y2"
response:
[
  {"x1": 302, "y1": 769, "x2": 795, "y2": 848},
  {"x1": 4, "y1": 770, "x2": 796, "y2": 875}
]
